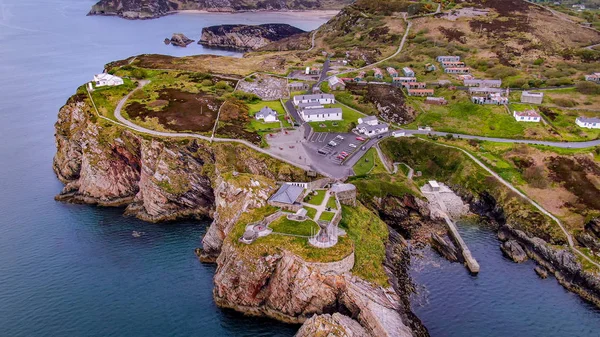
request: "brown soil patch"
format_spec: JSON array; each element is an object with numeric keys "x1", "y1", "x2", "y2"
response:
[
  {"x1": 347, "y1": 83, "x2": 416, "y2": 124},
  {"x1": 439, "y1": 27, "x2": 466, "y2": 43},
  {"x1": 125, "y1": 88, "x2": 220, "y2": 132},
  {"x1": 215, "y1": 99, "x2": 261, "y2": 145},
  {"x1": 147, "y1": 100, "x2": 168, "y2": 108}
]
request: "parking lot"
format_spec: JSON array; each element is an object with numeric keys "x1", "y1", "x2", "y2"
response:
[{"x1": 306, "y1": 132, "x2": 368, "y2": 165}]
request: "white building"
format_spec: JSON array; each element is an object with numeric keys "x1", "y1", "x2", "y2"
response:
[
  {"x1": 357, "y1": 122, "x2": 389, "y2": 137},
  {"x1": 472, "y1": 93, "x2": 508, "y2": 105},
  {"x1": 255, "y1": 107, "x2": 279, "y2": 122},
  {"x1": 463, "y1": 79, "x2": 502, "y2": 87},
  {"x1": 357, "y1": 115, "x2": 378, "y2": 126},
  {"x1": 293, "y1": 94, "x2": 335, "y2": 106},
  {"x1": 513, "y1": 110, "x2": 541, "y2": 122},
  {"x1": 436, "y1": 56, "x2": 460, "y2": 63},
  {"x1": 576, "y1": 117, "x2": 600, "y2": 129},
  {"x1": 93, "y1": 73, "x2": 124, "y2": 87},
  {"x1": 585, "y1": 73, "x2": 600, "y2": 84},
  {"x1": 402, "y1": 67, "x2": 415, "y2": 77},
  {"x1": 328, "y1": 76, "x2": 346, "y2": 90},
  {"x1": 521, "y1": 91, "x2": 544, "y2": 104},
  {"x1": 301, "y1": 107, "x2": 342, "y2": 122},
  {"x1": 469, "y1": 87, "x2": 507, "y2": 96}
]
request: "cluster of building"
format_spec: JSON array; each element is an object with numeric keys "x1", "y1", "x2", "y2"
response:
[
  {"x1": 356, "y1": 116, "x2": 389, "y2": 137},
  {"x1": 292, "y1": 94, "x2": 342, "y2": 122},
  {"x1": 437, "y1": 56, "x2": 470, "y2": 75}
]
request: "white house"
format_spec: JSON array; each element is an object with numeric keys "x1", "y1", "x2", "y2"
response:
[
  {"x1": 436, "y1": 56, "x2": 460, "y2": 63},
  {"x1": 472, "y1": 93, "x2": 508, "y2": 105},
  {"x1": 328, "y1": 76, "x2": 346, "y2": 90},
  {"x1": 357, "y1": 115, "x2": 378, "y2": 126},
  {"x1": 513, "y1": 110, "x2": 541, "y2": 122},
  {"x1": 255, "y1": 107, "x2": 279, "y2": 122},
  {"x1": 584, "y1": 73, "x2": 600, "y2": 84},
  {"x1": 463, "y1": 79, "x2": 502, "y2": 87},
  {"x1": 293, "y1": 94, "x2": 335, "y2": 106},
  {"x1": 93, "y1": 73, "x2": 124, "y2": 87},
  {"x1": 301, "y1": 107, "x2": 342, "y2": 122},
  {"x1": 576, "y1": 117, "x2": 600, "y2": 129},
  {"x1": 444, "y1": 67, "x2": 470, "y2": 74},
  {"x1": 402, "y1": 67, "x2": 415, "y2": 77},
  {"x1": 521, "y1": 91, "x2": 544, "y2": 104},
  {"x1": 469, "y1": 87, "x2": 506, "y2": 96},
  {"x1": 357, "y1": 122, "x2": 389, "y2": 137}
]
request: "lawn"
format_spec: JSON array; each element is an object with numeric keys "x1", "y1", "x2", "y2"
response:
[
  {"x1": 269, "y1": 216, "x2": 320, "y2": 236},
  {"x1": 319, "y1": 211, "x2": 336, "y2": 222},
  {"x1": 304, "y1": 206, "x2": 317, "y2": 220},
  {"x1": 304, "y1": 190, "x2": 327, "y2": 206},
  {"x1": 352, "y1": 148, "x2": 388, "y2": 176},
  {"x1": 308, "y1": 103, "x2": 365, "y2": 133},
  {"x1": 326, "y1": 197, "x2": 337, "y2": 210}
]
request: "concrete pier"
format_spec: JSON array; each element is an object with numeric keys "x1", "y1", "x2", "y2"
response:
[{"x1": 421, "y1": 182, "x2": 480, "y2": 274}]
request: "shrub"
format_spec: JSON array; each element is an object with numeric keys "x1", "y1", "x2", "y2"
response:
[
  {"x1": 553, "y1": 98, "x2": 577, "y2": 107},
  {"x1": 533, "y1": 58, "x2": 544, "y2": 66},
  {"x1": 201, "y1": 79, "x2": 213, "y2": 86},
  {"x1": 215, "y1": 81, "x2": 232, "y2": 90},
  {"x1": 575, "y1": 81, "x2": 600, "y2": 95}
]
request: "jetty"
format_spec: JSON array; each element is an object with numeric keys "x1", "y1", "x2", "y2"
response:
[{"x1": 421, "y1": 181, "x2": 480, "y2": 274}]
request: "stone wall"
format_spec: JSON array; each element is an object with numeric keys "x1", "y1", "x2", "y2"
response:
[{"x1": 305, "y1": 251, "x2": 355, "y2": 275}]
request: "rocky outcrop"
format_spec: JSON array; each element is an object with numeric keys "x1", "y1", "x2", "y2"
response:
[
  {"x1": 199, "y1": 24, "x2": 305, "y2": 51},
  {"x1": 498, "y1": 224, "x2": 600, "y2": 308},
  {"x1": 535, "y1": 266, "x2": 548, "y2": 279},
  {"x1": 53, "y1": 94, "x2": 303, "y2": 222},
  {"x1": 199, "y1": 173, "x2": 276, "y2": 262},
  {"x1": 500, "y1": 240, "x2": 528, "y2": 263},
  {"x1": 430, "y1": 232, "x2": 460, "y2": 262},
  {"x1": 296, "y1": 313, "x2": 370, "y2": 337},
  {"x1": 213, "y1": 242, "x2": 421, "y2": 336},
  {"x1": 168, "y1": 33, "x2": 194, "y2": 47},
  {"x1": 88, "y1": 0, "x2": 352, "y2": 20}
]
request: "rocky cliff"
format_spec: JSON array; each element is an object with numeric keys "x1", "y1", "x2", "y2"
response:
[
  {"x1": 53, "y1": 93, "x2": 305, "y2": 222},
  {"x1": 88, "y1": 0, "x2": 352, "y2": 19},
  {"x1": 199, "y1": 24, "x2": 305, "y2": 51},
  {"x1": 213, "y1": 242, "x2": 423, "y2": 336}
]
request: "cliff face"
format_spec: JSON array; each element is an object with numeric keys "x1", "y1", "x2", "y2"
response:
[
  {"x1": 213, "y1": 242, "x2": 420, "y2": 337},
  {"x1": 53, "y1": 93, "x2": 303, "y2": 222},
  {"x1": 88, "y1": 0, "x2": 352, "y2": 19},
  {"x1": 199, "y1": 24, "x2": 305, "y2": 51}
]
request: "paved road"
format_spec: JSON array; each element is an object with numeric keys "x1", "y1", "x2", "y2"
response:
[
  {"x1": 415, "y1": 138, "x2": 600, "y2": 270},
  {"x1": 308, "y1": 29, "x2": 318, "y2": 52},
  {"x1": 403, "y1": 130, "x2": 600, "y2": 148}
]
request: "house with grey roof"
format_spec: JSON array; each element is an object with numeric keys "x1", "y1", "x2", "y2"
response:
[
  {"x1": 576, "y1": 117, "x2": 600, "y2": 129},
  {"x1": 293, "y1": 94, "x2": 335, "y2": 106},
  {"x1": 255, "y1": 107, "x2": 279, "y2": 122},
  {"x1": 300, "y1": 107, "x2": 343, "y2": 122},
  {"x1": 357, "y1": 122, "x2": 389, "y2": 137},
  {"x1": 297, "y1": 102, "x2": 324, "y2": 110},
  {"x1": 268, "y1": 183, "x2": 305, "y2": 211}
]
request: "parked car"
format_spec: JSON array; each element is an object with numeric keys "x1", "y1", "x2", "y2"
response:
[
  {"x1": 340, "y1": 151, "x2": 348, "y2": 155},
  {"x1": 356, "y1": 137, "x2": 365, "y2": 141},
  {"x1": 349, "y1": 143, "x2": 357, "y2": 148},
  {"x1": 328, "y1": 141, "x2": 337, "y2": 146}
]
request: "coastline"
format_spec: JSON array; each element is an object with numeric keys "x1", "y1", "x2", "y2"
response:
[{"x1": 90, "y1": 9, "x2": 340, "y2": 20}]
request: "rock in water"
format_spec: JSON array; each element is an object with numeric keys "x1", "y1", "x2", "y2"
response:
[
  {"x1": 199, "y1": 24, "x2": 305, "y2": 50},
  {"x1": 500, "y1": 240, "x2": 528, "y2": 263},
  {"x1": 430, "y1": 232, "x2": 460, "y2": 262},
  {"x1": 296, "y1": 313, "x2": 371, "y2": 337},
  {"x1": 170, "y1": 33, "x2": 194, "y2": 47},
  {"x1": 535, "y1": 266, "x2": 549, "y2": 279},
  {"x1": 163, "y1": 38, "x2": 171, "y2": 45}
]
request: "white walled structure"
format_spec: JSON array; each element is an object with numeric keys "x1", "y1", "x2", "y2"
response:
[
  {"x1": 293, "y1": 94, "x2": 335, "y2": 106},
  {"x1": 576, "y1": 117, "x2": 600, "y2": 129},
  {"x1": 301, "y1": 108, "x2": 342, "y2": 122},
  {"x1": 521, "y1": 91, "x2": 544, "y2": 104},
  {"x1": 513, "y1": 110, "x2": 541, "y2": 122},
  {"x1": 93, "y1": 73, "x2": 124, "y2": 87}
]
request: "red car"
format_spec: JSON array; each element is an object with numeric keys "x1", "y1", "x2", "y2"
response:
[
  {"x1": 356, "y1": 137, "x2": 365, "y2": 141},
  {"x1": 340, "y1": 151, "x2": 348, "y2": 156}
]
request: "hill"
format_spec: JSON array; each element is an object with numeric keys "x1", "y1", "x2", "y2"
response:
[{"x1": 88, "y1": 0, "x2": 354, "y2": 19}]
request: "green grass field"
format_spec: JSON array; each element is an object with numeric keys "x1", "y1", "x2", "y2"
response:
[
  {"x1": 308, "y1": 103, "x2": 364, "y2": 133},
  {"x1": 304, "y1": 190, "x2": 327, "y2": 206},
  {"x1": 305, "y1": 206, "x2": 317, "y2": 220},
  {"x1": 319, "y1": 211, "x2": 336, "y2": 222},
  {"x1": 353, "y1": 148, "x2": 388, "y2": 176},
  {"x1": 269, "y1": 216, "x2": 320, "y2": 236},
  {"x1": 326, "y1": 197, "x2": 337, "y2": 210}
]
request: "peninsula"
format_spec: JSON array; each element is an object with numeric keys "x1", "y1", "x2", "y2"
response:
[{"x1": 58, "y1": 0, "x2": 600, "y2": 335}]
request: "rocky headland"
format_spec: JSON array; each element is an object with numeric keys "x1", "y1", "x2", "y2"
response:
[
  {"x1": 53, "y1": 90, "x2": 430, "y2": 336},
  {"x1": 199, "y1": 24, "x2": 305, "y2": 51},
  {"x1": 88, "y1": 0, "x2": 352, "y2": 20}
]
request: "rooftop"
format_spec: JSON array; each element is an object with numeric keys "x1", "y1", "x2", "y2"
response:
[
  {"x1": 256, "y1": 106, "x2": 277, "y2": 118},
  {"x1": 522, "y1": 91, "x2": 544, "y2": 97},
  {"x1": 294, "y1": 93, "x2": 335, "y2": 101},
  {"x1": 330, "y1": 183, "x2": 356, "y2": 193},
  {"x1": 357, "y1": 122, "x2": 389, "y2": 131},
  {"x1": 577, "y1": 116, "x2": 600, "y2": 123},
  {"x1": 514, "y1": 109, "x2": 540, "y2": 117},
  {"x1": 302, "y1": 107, "x2": 343, "y2": 116},
  {"x1": 269, "y1": 184, "x2": 305, "y2": 205}
]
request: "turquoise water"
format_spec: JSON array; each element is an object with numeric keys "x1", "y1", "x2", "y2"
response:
[{"x1": 410, "y1": 220, "x2": 600, "y2": 336}]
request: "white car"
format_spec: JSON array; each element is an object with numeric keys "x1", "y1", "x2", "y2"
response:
[{"x1": 349, "y1": 143, "x2": 357, "y2": 148}]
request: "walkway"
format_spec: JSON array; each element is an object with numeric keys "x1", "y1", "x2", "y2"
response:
[
  {"x1": 303, "y1": 190, "x2": 332, "y2": 222},
  {"x1": 415, "y1": 138, "x2": 600, "y2": 270},
  {"x1": 106, "y1": 80, "x2": 314, "y2": 173},
  {"x1": 392, "y1": 162, "x2": 414, "y2": 179}
]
